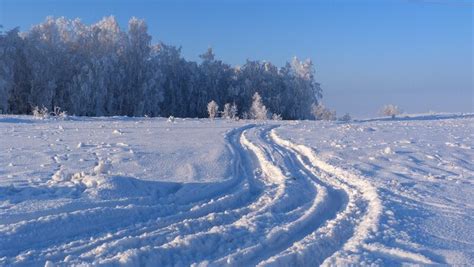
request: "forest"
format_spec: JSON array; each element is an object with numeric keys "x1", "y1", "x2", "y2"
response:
[{"x1": 0, "y1": 16, "x2": 322, "y2": 119}]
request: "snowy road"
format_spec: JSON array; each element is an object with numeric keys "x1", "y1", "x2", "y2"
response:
[{"x1": 1, "y1": 115, "x2": 472, "y2": 265}]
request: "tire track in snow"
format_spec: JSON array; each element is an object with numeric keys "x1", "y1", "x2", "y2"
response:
[
  {"x1": 88, "y1": 125, "x2": 321, "y2": 265},
  {"x1": 57, "y1": 124, "x2": 323, "y2": 265},
  {"x1": 212, "y1": 125, "x2": 347, "y2": 266},
  {"x1": 268, "y1": 128, "x2": 434, "y2": 265},
  {"x1": 68, "y1": 124, "x2": 267, "y2": 263},
  {"x1": 0, "y1": 125, "x2": 260, "y2": 265}
]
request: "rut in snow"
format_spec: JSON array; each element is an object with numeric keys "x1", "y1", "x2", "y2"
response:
[{"x1": 268, "y1": 128, "x2": 433, "y2": 265}]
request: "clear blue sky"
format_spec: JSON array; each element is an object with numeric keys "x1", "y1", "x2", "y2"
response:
[{"x1": 1, "y1": 0, "x2": 472, "y2": 116}]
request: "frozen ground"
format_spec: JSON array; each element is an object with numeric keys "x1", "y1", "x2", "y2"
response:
[{"x1": 0, "y1": 114, "x2": 472, "y2": 266}]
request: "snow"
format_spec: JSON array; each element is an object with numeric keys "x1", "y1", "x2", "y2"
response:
[
  {"x1": 0, "y1": 114, "x2": 472, "y2": 266},
  {"x1": 274, "y1": 114, "x2": 474, "y2": 265}
]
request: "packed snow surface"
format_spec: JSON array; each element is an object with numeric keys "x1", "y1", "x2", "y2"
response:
[{"x1": 0, "y1": 114, "x2": 472, "y2": 266}]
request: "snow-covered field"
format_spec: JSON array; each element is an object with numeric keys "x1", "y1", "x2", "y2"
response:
[{"x1": 0, "y1": 114, "x2": 473, "y2": 266}]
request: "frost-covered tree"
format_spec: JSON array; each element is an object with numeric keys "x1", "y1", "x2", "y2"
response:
[
  {"x1": 222, "y1": 103, "x2": 232, "y2": 119},
  {"x1": 0, "y1": 28, "x2": 18, "y2": 113},
  {"x1": 222, "y1": 102, "x2": 239, "y2": 120},
  {"x1": 272, "y1": 113, "x2": 282, "y2": 121},
  {"x1": 32, "y1": 106, "x2": 49, "y2": 119},
  {"x1": 279, "y1": 57, "x2": 322, "y2": 120},
  {"x1": 250, "y1": 92, "x2": 268, "y2": 120},
  {"x1": 195, "y1": 47, "x2": 233, "y2": 117},
  {"x1": 311, "y1": 103, "x2": 336, "y2": 121},
  {"x1": 230, "y1": 102, "x2": 238, "y2": 120},
  {"x1": 0, "y1": 16, "x2": 323, "y2": 119},
  {"x1": 382, "y1": 104, "x2": 401, "y2": 118},
  {"x1": 207, "y1": 100, "x2": 219, "y2": 119},
  {"x1": 339, "y1": 113, "x2": 351, "y2": 122},
  {"x1": 311, "y1": 103, "x2": 324, "y2": 120}
]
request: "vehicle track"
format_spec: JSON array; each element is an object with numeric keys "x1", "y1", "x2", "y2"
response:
[{"x1": 268, "y1": 128, "x2": 432, "y2": 265}]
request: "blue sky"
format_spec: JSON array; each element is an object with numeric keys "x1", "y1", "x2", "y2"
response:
[{"x1": 1, "y1": 0, "x2": 472, "y2": 116}]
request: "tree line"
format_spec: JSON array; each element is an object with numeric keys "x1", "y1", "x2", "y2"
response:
[{"x1": 0, "y1": 16, "x2": 322, "y2": 119}]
